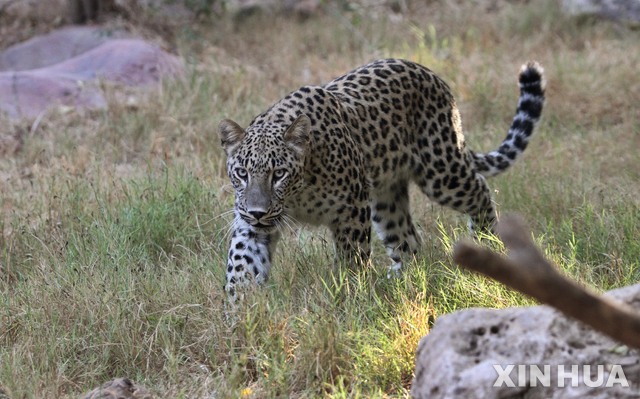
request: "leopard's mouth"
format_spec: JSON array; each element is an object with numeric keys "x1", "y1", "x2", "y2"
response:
[
  {"x1": 240, "y1": 216, "x2": 280, "y2": 232},
  {"x1": 253, "y1": 221, "x2": 273, "y2": 229},
  {"x1": 250, "y1": 223, "x2": 279, "y2": 235},
  {"x1": 237, "y1": 208, "x2": 283, "y2": 232}
]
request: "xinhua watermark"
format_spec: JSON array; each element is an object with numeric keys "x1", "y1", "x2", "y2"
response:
[{"x1": 493, "y1": 364, "x2": 630, "y2": 388}]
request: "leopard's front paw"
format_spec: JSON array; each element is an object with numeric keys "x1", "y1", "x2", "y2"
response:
[{"x1": 387, "y1": 261, "x2": 403, "y2": 279}]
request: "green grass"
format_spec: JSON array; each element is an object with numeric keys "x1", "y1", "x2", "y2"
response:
[{"x1": 1, "y1": 1, "x2": 640, "y2": 397}]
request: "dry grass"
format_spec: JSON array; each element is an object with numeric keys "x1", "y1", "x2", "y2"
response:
[{"x1": 1, "y1": 0, "x2": 639, "y2": 397}]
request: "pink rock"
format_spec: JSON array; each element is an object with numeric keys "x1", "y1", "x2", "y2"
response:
[
  {"x1": 0, "y1": 26, "x2": 128, "y2": 72},
  {"x1": 0, "y1": 70, "x2": 106, "y2": 119},
  {"x1": 39, "y1": 39, "x2": 184, "y2": 86},
  {"x1": 0, "y1": 30, "x2": 184, "y2": 120}
]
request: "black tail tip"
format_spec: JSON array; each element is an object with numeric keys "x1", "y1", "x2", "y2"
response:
[{"x1": 519, "y1": 61, "x2": 546, "y2": 91}]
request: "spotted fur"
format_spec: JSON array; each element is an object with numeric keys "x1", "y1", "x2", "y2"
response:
[{"x1": 219, "y1": 58, "x2": 545, "y2": 300}]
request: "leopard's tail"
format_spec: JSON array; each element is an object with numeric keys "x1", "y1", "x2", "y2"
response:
[{"x1": 472, "y1": 61, "x2": 545, "y2": 178}]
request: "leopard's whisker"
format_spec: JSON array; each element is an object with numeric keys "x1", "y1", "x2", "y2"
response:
[
  {"x1": 206, "y1": 209, "x2": 236, "y2": 224},
  {"x1": 282, "y1": 214, "x2": 300, "y2": 235},
  {"x1": 276, "y1": 214, "x2": 298, "y2": 237}
]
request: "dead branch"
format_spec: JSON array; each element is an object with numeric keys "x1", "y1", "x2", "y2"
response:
[{"x1": 453, "y1": 214, "x2": 640, "y2": 349}]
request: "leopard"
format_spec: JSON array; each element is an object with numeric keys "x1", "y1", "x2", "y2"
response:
[{"x1": 218, "y1": 58, "x2": 545, "y2": 300}]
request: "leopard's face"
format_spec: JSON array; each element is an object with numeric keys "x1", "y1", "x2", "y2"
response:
[
  {"x1": 226, "y1": 141, "x2": 304, "y2": 231},
  {"x1": 219, "y1": 115, "x2": 311, "y2": 232}
]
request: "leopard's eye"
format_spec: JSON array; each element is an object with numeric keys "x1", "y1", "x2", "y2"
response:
[
  {"x1": 273, "y1": 169, "x2": 288, "y2": 181},
  {"x1": 234, "y1": 168, "x2": 248, "y2": 180}
]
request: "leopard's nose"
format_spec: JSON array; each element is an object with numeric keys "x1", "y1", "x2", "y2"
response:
[{"x1": 249, "y1": 210, "x2": 267, "y2": 220}]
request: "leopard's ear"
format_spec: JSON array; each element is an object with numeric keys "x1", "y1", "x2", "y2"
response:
[
  {"x1": 283, "y1": 114, "x2": 311, "y2": 156},
  {"x1": 218, "y1": 119, "x2": 246, "y2": 155}
]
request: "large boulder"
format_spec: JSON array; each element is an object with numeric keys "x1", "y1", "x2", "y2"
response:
[
  {"x1": 411, "y1": 284, "x2": 640, "y2": 398},
  {"x1": 39, "y1": 38, "x2": 183, "y2": 86},
  {"x1": 561, "y1": 0, "x2": 640, "y2": 26},
  {"x1": 0, "y1": 71, "x2": 106, "y2": 119},
  {"x1": 0, "y1": 27, "x2": 183, "y2": 120},
  {"x1": 0, "y1": 26, "x2": 128, "y2": 72}
]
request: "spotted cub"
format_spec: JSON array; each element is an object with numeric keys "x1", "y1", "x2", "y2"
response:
[{"x1": 219, "y1": 58, "x2": 545, "y2": 299}]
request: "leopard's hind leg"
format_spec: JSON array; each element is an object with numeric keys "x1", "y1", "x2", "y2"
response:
[
  {"x1": 370, "y1": 180, "x2": 421, "y2": 277},
  {"x1": 416, "y1": 166, "x2": 496, "y2": 236}
]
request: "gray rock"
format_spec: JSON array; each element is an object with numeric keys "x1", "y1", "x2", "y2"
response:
[
  {"x1": 0, "y1": 31, "x2": 183, "y2": 120},
  {"x1": 80, "y1": 378, "x2": 153, "y2": 399},
  {"x1": 0, "y1": 70, "x2": 106, "y2": 119},
  {"x1": 561, "y1": 0, "x2": 640, "y2": 26},
  {"x1": 226, "y1": 0, "x2": 321, "y2": 19},
  {"x1": 39, "y1": 39, "x2": 183, "y2": 86},
  {"x1": 0, "y1": 26, "x2": 128, "y2": 72},
  {"x1": 411, "y1": 284, "x2": 640, "y2": 398}
]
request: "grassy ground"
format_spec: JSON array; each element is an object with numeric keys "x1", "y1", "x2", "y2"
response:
[{"x1": 1, "y1": 0, "x2": 639, "y2": 397}]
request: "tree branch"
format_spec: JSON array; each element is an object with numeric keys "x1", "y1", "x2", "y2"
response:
[{"x1": 453, "y1": 214, "x2": 640, "y2": 348}]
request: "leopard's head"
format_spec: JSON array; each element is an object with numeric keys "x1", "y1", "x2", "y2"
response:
[{"x1": 218, "y1": 114, "x2": 310, "y2": 231}]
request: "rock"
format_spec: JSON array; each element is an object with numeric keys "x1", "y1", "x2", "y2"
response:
[
  {"x1": 0, "y1": 0, "x2": 68, "y2": 26},
  {"x1": 561, "y1": 0, "x2": 640, "y2": 26},
  {"x1": 40, "y1": 39, "x2": 183, "y2": 86},
  {"x1": 411, "y1": 284, "x2": 640, "y2": 398},
  {"x1": 80, "y1": 378, "x2": 153, "y2": 399},
  {"x1": 282, "y1": 0, "x2": 322, "y2": 18},
  {"x1": 0, "y1": 70, "x2": 107, "y2": 119},
  {"x1": 0, "y1": 26, "x2": 128, "y2": 72},
  {"x1": 0, "y1": 30, "x2": 183, "y2": 120},
  {"x1": 226, "y1": 0, "x2": 321, "y2": 20}
]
